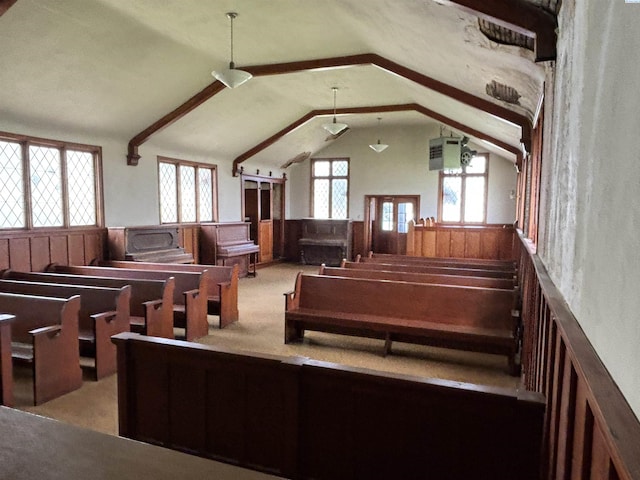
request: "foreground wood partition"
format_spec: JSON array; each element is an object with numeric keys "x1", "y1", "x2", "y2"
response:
[
  {"x1": 113, "y1": 332, "x2": 544, "y2": 480},
  {"x1": 406, "y1": 222, "x2": 515, "y2": 260},
  {"x1": 518, "y1": 234, "x2": 640, "y2": 479}
]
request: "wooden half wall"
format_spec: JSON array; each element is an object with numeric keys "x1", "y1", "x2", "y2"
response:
[
  {"x1": 406, "y1": 221, "x2": 516, "y2": 260},
  {"x1": 518, "y1": 233, "x2": 640, "y2": 480},
  {"x1": 113, "y1": 332, "x2": 545, "y2": 480},
  {"x1": 0, "y1": 227, "x2": 107, "y2": 271}
]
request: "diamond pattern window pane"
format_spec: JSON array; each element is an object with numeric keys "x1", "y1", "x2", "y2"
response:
[
  {"x1": 198, "y1": 168, "x2": 213, "y2": 222},
  {"x1": 313, "y1": 179, "x2": 329, "y2": 218},
  {"x1": 442, "y1": 176, "x2": 462, "y2": 222},
  {"x1": 382, "y1": 201, "x2": 393, "y2": 231},
  {"x1": 180, "y1": 165, "x2": 196, "y2": 223},
  {"x1": 332, "y1": 160, "x2": 348, "y2": 177},
  {"x1": 397, "y1": 202, "x2": 414, "y2": 234},
  {"x1": 331, "y1": 179, "x2": 348, "y2": 219},
  {"x1": 67, "y1": 150, "x2": 96, "y2": 226},
  {"x1": 159, "y1": 162, "x2": 177, "y2": 223},
  {"x1": 0, "y1": 140, "x2": 25, "y2": 228},
  {"x1": 313, "y1": 161, "x2": 330, "y2": 177},
  {"x1": 30, "y1": 145, "x2": 63, "y2": 227}
]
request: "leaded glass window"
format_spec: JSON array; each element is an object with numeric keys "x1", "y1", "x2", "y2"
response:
[
  {"x1": 158, "y1": 158, "x2": 216, "y2": 224},
  {"x1": 0, "y1": 140, "x2": 25, "y2": 228},
  {"x1": 439, "y1": 154, "x2": 488, "y2": 224},
  {"x1": 311, "y1": 158, "x2": 349, "y2": 219}
]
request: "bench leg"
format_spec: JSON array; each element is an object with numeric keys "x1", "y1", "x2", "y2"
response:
[
  {"x1": 383, "y1": 333, "x2": 392, "y2": 357},
  {"x1": 285, "y1": 320, "x2": 304, "y2": 343}
]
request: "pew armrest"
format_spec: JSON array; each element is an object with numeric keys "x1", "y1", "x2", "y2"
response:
[{"x1": 29, "y1": 325, "x2": 62, "y2": 337}]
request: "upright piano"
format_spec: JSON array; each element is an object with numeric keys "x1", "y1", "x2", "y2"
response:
[
  {"x1": 107, "y1": 226, "x2": 194, "y2": 264},
  {"x1": 200, "y1": 222, "x2": 259, "y2": 277},
  {"x1": 298, "y1": 218, "x2": 352, "y2": 266}
]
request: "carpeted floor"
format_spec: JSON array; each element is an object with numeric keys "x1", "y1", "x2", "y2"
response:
[{"x1": 17, "y1": 262, "x2": 520, "y2": 435}]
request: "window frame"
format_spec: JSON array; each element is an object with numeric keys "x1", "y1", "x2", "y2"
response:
[
  {"x1": 157, "y1": 156, "x2": 218, "y2": 224},
  {"x1": 0, "y1": 131, "x2": 104, "y2": 231},
  {"x1": 309, "y1": 157, "x2": 350, "y2": 219},
  {"x1": 437, "y1": 153, "x2": 489, "y2": 224}
]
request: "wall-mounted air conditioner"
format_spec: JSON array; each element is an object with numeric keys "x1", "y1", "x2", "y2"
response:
[{"x1": 429, "y1": 136, "x2": 461, "y2": 170}]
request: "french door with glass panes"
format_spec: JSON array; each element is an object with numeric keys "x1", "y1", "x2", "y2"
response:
[{"x1": 367, "y1": 195, "x2": 419, "y2": 254}]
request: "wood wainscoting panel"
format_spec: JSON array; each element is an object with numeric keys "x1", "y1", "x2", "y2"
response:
[
  {"x1": 50, "y1": 235, "x2": 69, "y2": 266},
  {"x1": 0, "y1": 240, "x2": 9, "y2": 270},
  {"x1": 8, "y1": 238, "x2": 30, "y2": 271},
  {"x1": 30, "y1": 236, "x2": 51, "y2": 272},
  {"x1": 449, "y1": 230, "x2": 466, "y2": 257},
  {"x1": 435, "y1": 230, "x2": 451, "y2": 257},
  {"x1": 68, "y1": 234, "x2": 86, "y2": 265}
]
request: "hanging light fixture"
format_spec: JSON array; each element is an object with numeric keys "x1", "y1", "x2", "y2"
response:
[
  {"x1": 322, "y1": 87, "x2": 348, "y2": 135},
  {"x1": 212, "y1": 12, "x2": 252, "y2": 89},
  {"x1": 369, "y1": 117, "x2": 389, "y2": 153}
]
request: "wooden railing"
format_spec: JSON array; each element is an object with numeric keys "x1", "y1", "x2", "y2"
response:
[
  {"x1": 406, "y1": 221, "x2": 515, "y2": 260},
  {"x1": 518, "y1": 233, "x2": 640, "y2": 479}
]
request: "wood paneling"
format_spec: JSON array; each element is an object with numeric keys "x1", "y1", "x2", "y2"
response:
[
  {"x1": 407, "y1": 222, "x2": 515, "y2": 260},
  {"x1": 518, "y1": 233, "x2": 640, "y2": 480},
  {"x1": 114, "y1": 332, "x2": 545, "y2": 480},
  {"x1": 0, "y1": 228, "x2": 107, "y2": 272}
]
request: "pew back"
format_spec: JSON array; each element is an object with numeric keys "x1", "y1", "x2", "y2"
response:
[
  {"x1": 98, "y1": 260, "x2": 239, "y2": 328},
  {"x1": 0, "y1": 280, "x2": 130, "y2": 379},
  {"x1": 343, "y1": 259, "x2": 516, "y2": 279},
  {"x1": 320, "y1": 265, "x2": 516, "y2": 289},
  {"x1": 2, "y1": 271, "x2": 174, "y2": 338},
  {"x1": 366, "y1": 252, "x2": 517, "y2": 271},
  {"x1": 49, "y1": 265, "x2": 208, "y2": 340}
]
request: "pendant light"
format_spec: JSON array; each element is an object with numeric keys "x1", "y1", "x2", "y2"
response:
[
  {"x1": 212, "y1": 12, "x2": 252, "y2": 89},
  {"x1": 322, "y1": 87, "x2": 348, "y2": 135},
  {"x1": 369, "y1": 117, "x2": 389, "y2": 153}
]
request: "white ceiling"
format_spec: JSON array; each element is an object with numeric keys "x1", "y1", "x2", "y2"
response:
[{"x1": 0, "y1": 0, "x2": 547, "y2": 171}]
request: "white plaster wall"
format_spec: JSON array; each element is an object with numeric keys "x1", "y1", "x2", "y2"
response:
[
  {"x1": 287, "y1": 124, "x2": 516, "y2": 223},
  {"x1": 541, "y1": 0, "x2": 640, "y2": 418}
]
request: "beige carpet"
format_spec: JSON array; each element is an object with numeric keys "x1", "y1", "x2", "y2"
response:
[{"x1": 17, "y1": 262, "x2": 520, "y2": 435}]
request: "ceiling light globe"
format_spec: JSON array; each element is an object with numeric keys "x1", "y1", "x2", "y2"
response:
[
  {"x1": 369, "y1": 142, "x2": 389, "y2": 153},
  {"x1": 212, "y1": 68, "x2": 253, "y2": 89}
]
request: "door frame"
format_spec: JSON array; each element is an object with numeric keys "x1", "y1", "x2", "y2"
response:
[{"x1": 364, "y1": 194, "x2": 420, "y2": 255}]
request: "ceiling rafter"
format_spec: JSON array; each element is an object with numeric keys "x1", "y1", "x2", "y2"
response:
[
  {"x1": 231, "y1": 103, "x2": 522, "y2": 176},
  {"x1": 127, "y1": 53, "x2": 532, "y2": 166},
  {"x1": 0, "y1": 0, "x2": 18, "y2": 17},
  {"x1": 438, "y1": 0, "x2": 557, "y2": 61}
]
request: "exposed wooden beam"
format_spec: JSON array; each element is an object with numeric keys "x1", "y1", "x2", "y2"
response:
[
  {"x1": 232, "y1": 103, "x2": 521, "y2": 175},
  {"x1": 128, "y1": 53, "x2": 532, "y2": 166},
  {"x1": 438, "y1": 0, "x2": 557, "y2": 61},
  {"x1": 0, "y1": 0, "x2": 18, "y2": 17}
]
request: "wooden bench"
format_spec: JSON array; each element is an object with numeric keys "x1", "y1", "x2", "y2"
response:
[
  {"x1": 0, "y1": 313, "x2": 15, "y2": 406},
  {"x1": 0, "y1": 292, "x2": 83, "y2": 405},
  {"x1": 320, "y1": 264, "x2": 517, "y2": 290},
  {"x1": 98, "y1": 260, "x2": 239, "y2": 329},
  {"x1": 112, "y1": 332, "x2": 544, "y2": 480},
  {"x1": 365, "y1": 251, "x2": 517, "y2": 271},
  {"x1": 285, "y1": 273, "x2": 520, "y2": 374},
  {"x1": 2, "y1": 270, "x2": 175, "y2": 339},
  {"x1": 343, "y1": 258, "x2": 517, "y2": 279},
  {"x1": 48, "y1": 265, "x2": 208, "y2": 341},
  {"x1": 0, "y1": 280, "x2": 130, "y2": 380}
]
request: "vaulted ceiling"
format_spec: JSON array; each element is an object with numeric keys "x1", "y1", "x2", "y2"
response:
[{"x1": 0, "y1": 0, "x2": 556, "y2": 174}]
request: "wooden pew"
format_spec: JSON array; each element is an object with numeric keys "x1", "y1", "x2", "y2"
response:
[
  {"x1": 97, "y1": 260, "x2": 239, "y2": 329},
  {"x1": 0, "y1": 292, "x2": 82, "y2": 405},
  {"x1": 285, "y1": 273, "x2": 520, "y2": 374},
  {"x1": 2, "y1": 270, "x2": 175, "y2": 339},
  {"x1": 0, "y1": 280, "x2": 130, "y2": 380},
  {"x1": 342, "y1": 259, "x2": 517, "y2": 279},
  {"x1": 112, "y1": 332, "x2": 545, "y2": 480},
  {"x1": 0, "y1": 313, "x2": 15, "y2": 406},
  {"x1": 365, "y1": 251, "x2": 517, "y2": 271},
  {"x1": 48, "y1": 265, "x2": 208, "y2": 341},
  {"x1": 320, "y1": 264, "x2": 517, "y2": 290}
]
